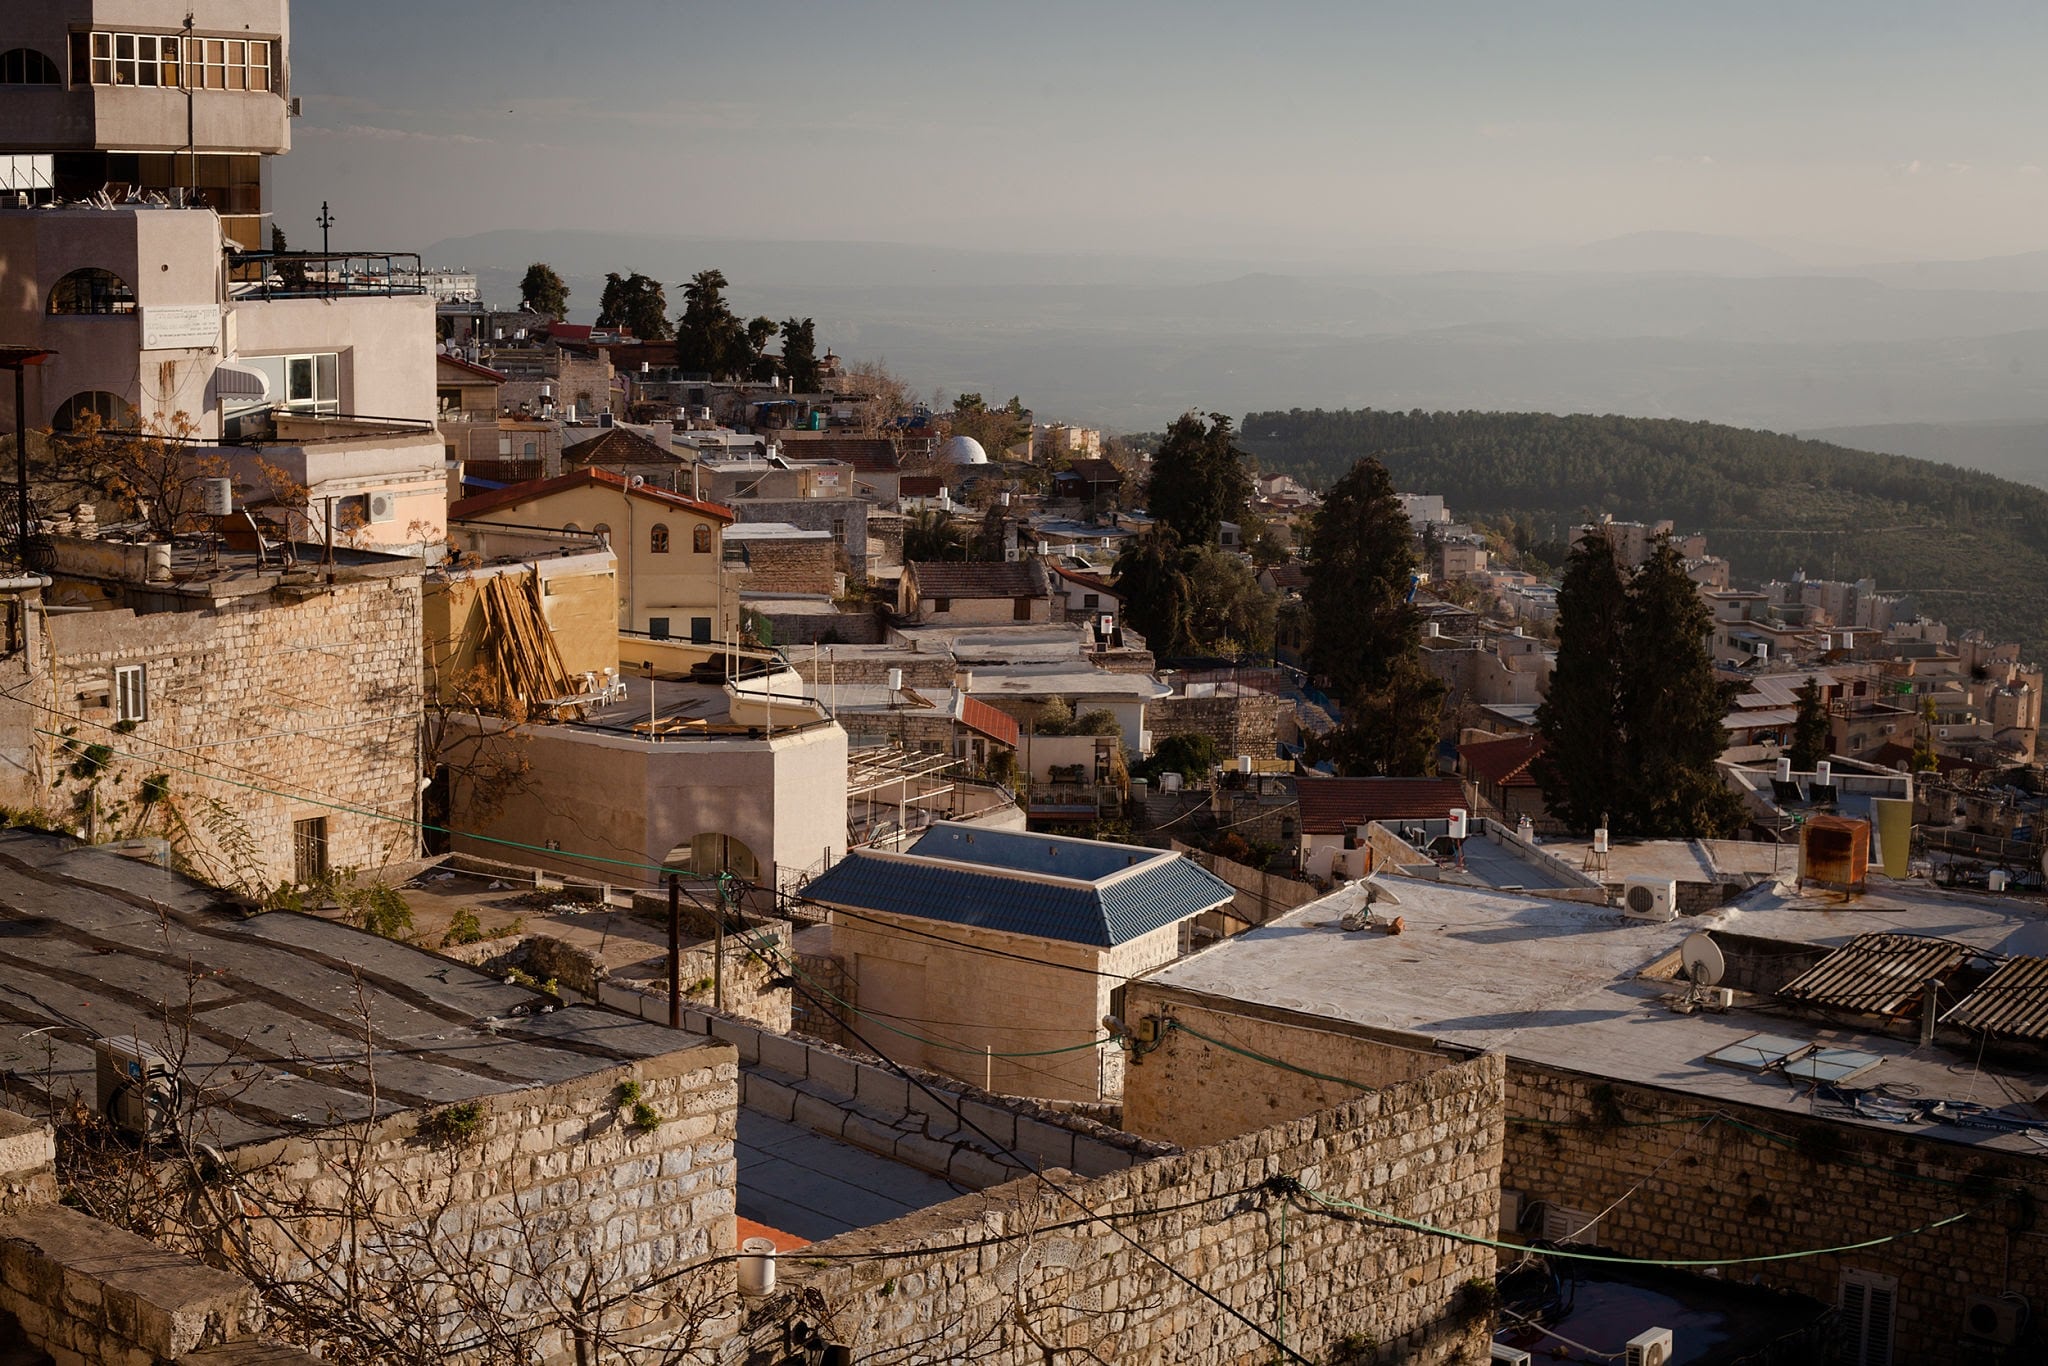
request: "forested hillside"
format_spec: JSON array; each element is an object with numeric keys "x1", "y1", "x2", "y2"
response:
[{"x1": 1239, "y1": 409, "x2": 2048, "y2": 657}]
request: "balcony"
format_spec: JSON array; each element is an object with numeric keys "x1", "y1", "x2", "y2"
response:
[{"x1": 228, "y1": 251, "x2": 429, "y2": 301}]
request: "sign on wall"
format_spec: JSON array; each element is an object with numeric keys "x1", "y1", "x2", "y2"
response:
[{"x1": 141, "y1": 305, "x2": 222, "y2": 352}]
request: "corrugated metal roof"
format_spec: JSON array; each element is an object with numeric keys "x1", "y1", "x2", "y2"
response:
[
  {"x1": 802, "y1": 837, "x2": 1233, "y2": 948},
  {"x1": 1777, "y1": 933, "x2": 1973, "y2": 1016},
  {"x1": 1945, "y1": 956, "x2": 2048, "y2": 1041}
]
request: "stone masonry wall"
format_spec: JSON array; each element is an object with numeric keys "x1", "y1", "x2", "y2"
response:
[
  {"x1": 1506, "y1": 1066, "x2": 2048, "y2": 1366},
  {"x1": 30, "y1": 576, "x2": 423, "y2": 891},
  {"x1": 728, "y1": 539, "x2": 837, "y2": 596},
  {"x1": 788, "y1": 650, "x2": 956, "y2": 690},
  {"x1": 1123, "y1": 988, "x2": 1457, "y2": 1149},
  {"x1": 1148, "y1": 691, "x2": 1289, "y2": 758},
  {"x1": 203, "y1": 1044, "x2": 738, "y2": 1364},
  {"x1": 739, "y1": 1053, "x2": 1506, "y2": 1366}
]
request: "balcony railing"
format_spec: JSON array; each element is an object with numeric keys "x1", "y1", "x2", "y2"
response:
[{"x1": 227, "y1": 251, "x2": 427, "y2": 300}]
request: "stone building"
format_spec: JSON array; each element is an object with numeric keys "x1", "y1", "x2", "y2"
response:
[
  {"x1": 802, "y1": 823, "x2": 1233, "y2": 1101},
  {"x1": 0, "y1": 536, "x2": 422, "y2": 889},
  {"x1": 1132, "y1": 870, "x2": 2048, "y2": 1365},
  {"x1": 898, "y1": 559, "x2": 1052, "y2": 625},
  {"x1": 723, "y1": 523, "x2": 838, "y2": 597}
]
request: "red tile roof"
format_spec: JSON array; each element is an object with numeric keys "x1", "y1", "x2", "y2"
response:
[
  {"x1": 899, "y1": 475, "x2": 945, "y2": 497},
  {"x1": 1262, "y1": 562, "x2": 1309, "y2": 591},
  {"x1": 449, "y1": 466, "x2": 734, "y2": 523},
  {"x1": 1298, "y1": 777, "x2": 1470, "y2": 834},
  {"x1": 1052, "y1": 563, "x2": 1120, "y2": 596},
  {"x1": 561, "y1": 428, "x2": 682, "y2": 467},
  {"x1": 1459, "y1": 735, "x2": 1544, "y2": 788},
  {"x1": 958, "y1": 696, "x2": 1021, "y2": 747},
  {"x1": 436, "y1": 353, "x2": 509, "y2": 383},
  {"x1": 777, "y1": 436, "x2": 904, "y2": 473},
  {"x1": 907, "y1": 560, "x2": 1049, "y2": 600}
]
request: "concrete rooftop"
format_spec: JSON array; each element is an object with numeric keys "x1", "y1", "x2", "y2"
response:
[
  {"x1": 1145, "y1": 872, "x2": 2048, "y2": 1155},
  {"x1": 0, "y1": 831, "x2": 720, "y2": 1147}
]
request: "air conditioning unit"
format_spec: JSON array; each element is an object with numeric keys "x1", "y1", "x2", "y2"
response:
[
  {"x1": 1963, "y1": 1293, "x2": 2025, "y2": 1345},
  {"x1": 1490, "y1": 1346, "x2": 1532, "y2": 1365},
  {"x1": 95, "y1": 1036, "x2": 180, "y2": 1141},
  {"x1": 1620, "y1": 879, "x2": 1677, "y2": 922},
  {"x1": 1625, "y1": 1328, "x2": 1673, "y2": 1366},
  {"x1": 366, "y1": 491, "x2": 397, "y2": 524}
]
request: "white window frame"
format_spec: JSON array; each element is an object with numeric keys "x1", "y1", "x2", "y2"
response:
[
  {"x1": 83, "y1": 31, "x2": 271, "y2": 92},
  {"x1": 1838, "y1": 1268, "x2": 1896, "y2": 1366},
  {"x1": 113, "y1": 664, "x2": 147, "y2": 723}
]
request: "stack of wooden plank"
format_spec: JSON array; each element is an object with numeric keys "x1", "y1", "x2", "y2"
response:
[{"x1": 477, "y1": 569, "x2": 573, "y2": 707}]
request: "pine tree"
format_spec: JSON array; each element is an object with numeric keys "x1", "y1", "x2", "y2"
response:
[
  {"x1": 780, "y1": 318, "x2": 821, "y2": 392},
  {"x1": 1303, "y1": 457, "x2": 1419, "y2": 701},
  {"x1": 1617, "y1": 540, "x2": 1746, "y2": 837},
  {"x1": 1533, "y1": 531, "x2": 1632, "y2": 834},
  {"x1": 1318, "y1": 652, "x2": 1447, "y2": 776},
  {"x1": 596, "y1": 272, "x2": 670, "y2": 340},
  {"x1": 1787, "y1": 676, "x2": 1832, "y2": 771},
  {"x1": 1113, "y1": 530, "x2": 1194, "y2": 658},
  {"x1": 1144, "y1": 412, "x2": 1251, "y2": 550},
  {"x1": 672, "y1": 270, "x2": 741, "y2": 371},
  {"x1": 518, "y1": 262, "x2": 569, "y2": 319}
]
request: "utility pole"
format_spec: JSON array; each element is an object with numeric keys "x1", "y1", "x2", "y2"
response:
[{"x1": 667, "y1": 872, "x2": 681, "y2": 1029}]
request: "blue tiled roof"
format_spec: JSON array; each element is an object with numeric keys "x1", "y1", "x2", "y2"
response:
[{"x1": 803, "y1": 832, "x2": 1235, "y2": 949}]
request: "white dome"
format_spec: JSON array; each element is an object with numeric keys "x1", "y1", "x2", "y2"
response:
[{"x1": 941, "y1": 434, "x2": 990, "y2": 465}]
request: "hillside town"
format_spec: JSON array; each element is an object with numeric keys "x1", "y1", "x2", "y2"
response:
[{"x1": 2, "y1": 6, "x2": 2048, "y2": 1366}]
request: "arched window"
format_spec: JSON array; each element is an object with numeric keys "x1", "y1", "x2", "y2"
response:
[
  {"x1": 663, "y1": 832, "x2": 760, "y2": 880},
  {"x1": 51, "y1": 391, "x2": 136, "y2": 433},
  {"x1": 0, "y1": 49, "x2": 59, "y2": 85},
  {"x1": 692, "y1": 523, "x2": 712, "y2": 554},
  {"x1": 561, "y1": 522, "x2": 581, "y2": 533},
  {"x1": 592, "y1": 523, "x2": 611, "y2": 545},
  {"x1": 649, "y1": 523, "x2": 669, "y2": 554},
  {"x1": 48, "y1": 268, "x2": 136, "y2": 316}
]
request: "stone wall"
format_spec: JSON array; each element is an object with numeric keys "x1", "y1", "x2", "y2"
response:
[
  {"x1": 1505, "y1": 1067, "x2": 2048, "y2": 1366},
  {"x1": 23, "y1": 576, "x2": 423, "y2": 891},
  {"x1": 739, "y1": 1053, "x2": 1505, "y2": 1366},
  {"x1": 1148, "y1": 690, "x2": 1289, "y2": 758},
  {"x1": 788, "y1": 650, "x2": 955, "y2": 689},
  {"x1": 748, "y1": 604, "x2": 887, "y2": 647},
  {"x1": 727, "y1": 539, "x2": 838, "y2": 596},
  {"x1": 1122, "y1": 986, "x2": 1461, "y2": 1148},
  {"x1": 1170, "y1": 839, "x2": 1319, "y2": 931},
  {"x1": 733, "y1": 500, "x2": 871, "y2": 581}
]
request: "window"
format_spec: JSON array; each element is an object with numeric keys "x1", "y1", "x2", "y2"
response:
[
  {"x1": 690, "y1": 616, "x2": 712, "y2": 644},
  {"x1": 692, "y1": 523, "x2": 712, "y2": 554},
  {"x1": 247, "y1": 353, "x2": 340, "y2": 416},
  {"x1": 592, "y1": 523, "x2": 611, "y2": 545},
  {"x1": 1838, "y1": 1269, "x2": 1895, "y2": 1366},
  {"x1": 648, "y1": 617, "x2": 670, "y2": 639},
  {"x1": 650, "y1": 524, "x2": 670, "y2": 554},
  {"x1": 522, "y1": 440, "x2": 537, "y2": 458},
  {"x1": 1082, "y1": 593, "x2": 1099, "y2": 611},
  {"x1": 0, "y1": 48, "x2": 59, "y2": 84},
  {"x1": 293, "y1": 817, "x2": 329, "y2": 886},
  {"x1": 51, "y1": 391, "x2": 136, "y2": 433},
  {"x1": 73, "y1": 32, "x2": 270, "y2": 92},
  {"x1": 48, "y1": 268, "x2": 136, "y2": 316},
  {"x1": 675, "y1": 832, "x2": 760, "y2": 880},
  {"x1": 932, "y1": 597, "x2": 950, "y2": 613},
  {"x1": 561, "y1": 522, "x2": 581, "y2": 533},
  {"x1": 113, "y1": 665, "x2": 146, "y2": 723}
]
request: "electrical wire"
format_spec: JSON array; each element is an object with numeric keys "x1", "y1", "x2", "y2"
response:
[
  {"x1": 1295, "y1": 1186, "x2": 1975, "y2": 1267},
  {"x1": 1164, "y1": 1016, "x2": 1374, "y2": 1094}
]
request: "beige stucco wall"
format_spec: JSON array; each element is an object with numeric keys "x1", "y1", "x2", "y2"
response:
[
  {"x1": 461, "y1": 484, "x2": 735, "y2": 635},
  {"x1": 424, "y1": 552, "x2": 619, "y2": 699},
  {"x1": 452, "y1": 719, "x2": 847, "y2": 889},
  {"x1": 227, "y1": 292, "x2": 437, "y2": 423},
  {"x1": 915, "y1": 594, "x2": 1046, "y2": 625},
  {"x1": 824, "y1": 906, "x2": 1184, "y2": 1102},
  {"x1": 0, "y1": 208, "x2": 224, "y2": 432}
]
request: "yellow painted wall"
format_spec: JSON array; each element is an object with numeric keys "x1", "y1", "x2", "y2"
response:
[{"x1": 425, "y1": 559, "x2": 619, "y2": 701}]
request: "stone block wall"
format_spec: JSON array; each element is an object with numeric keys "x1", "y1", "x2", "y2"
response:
[
  {"x1": 788, "y1": 650, "x2": 955, "y2": 690},
  {"x1": 1148, "y1": 690, "x2": 1289, "y2": 758},
  {"x1": 728, "y1": 540, "x2": 837, "y2": 596},
  {"x1": 748, "y1": 604, "x2": 886, "y2": 647},
  {"x1": 27, "y1": 576, "x2": 423, "y2": 891},
  {"x1": 741, "y1": 1053, "x2": 1505, "y2": 1366},
  {"x1": 1506, "y1": 1067, "x2": 2048, "y2": 1366},
  {"x1": 110, "y1": 1045, "x2": 739, "y2": 1364}
]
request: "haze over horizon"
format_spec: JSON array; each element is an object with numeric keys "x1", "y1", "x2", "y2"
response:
[{"x1": 280, "y1": 1, "x2": 2048, "y2": 465}]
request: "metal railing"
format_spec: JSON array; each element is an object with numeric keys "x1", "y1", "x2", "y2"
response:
[{"x1": 227, "y1": 251, "x2": 428, "y2": 300}]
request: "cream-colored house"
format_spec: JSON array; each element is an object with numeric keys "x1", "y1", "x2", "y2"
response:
[{"x1": 450, "y1": 468, "x2": 737, "y2": 642}]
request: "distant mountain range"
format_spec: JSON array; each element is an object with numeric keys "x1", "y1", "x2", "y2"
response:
[{"x1": 423, "y1": 228, "x2": 2048, "y2": 477}]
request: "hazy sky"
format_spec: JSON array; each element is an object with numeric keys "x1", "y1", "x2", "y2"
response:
[{"x1": 277, "y1": 0, "x2": 2048, "y2": 266}]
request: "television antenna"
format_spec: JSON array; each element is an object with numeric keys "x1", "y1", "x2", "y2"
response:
[{"x1": 1673, "y1": 931, "x2": 1726, "y2": 1013}]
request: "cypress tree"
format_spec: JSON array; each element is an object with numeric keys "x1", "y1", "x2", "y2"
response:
[
  {"x1": 1787, "y1": 675, "x2": 1831, "y2": 771},
  {"x1": 1303, "y1": 457, "x2": 1419, "y2": 701},
  {"x1": 1145, "y1": 412, "x2": 1251, "y2": 550},
  {"x1": 1533, "y1": 531, "x2": 1631, "y2": 834},
  {"x1": 1617, "y1": 540, "x2": 1746, "y2": 837}
]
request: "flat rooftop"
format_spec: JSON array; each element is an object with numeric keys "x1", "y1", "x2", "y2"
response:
[
  {"x1": 0, "y1": 831, "x2": 724, "y2": 1148},
  {"x1": 1145, "y1": 873, "x2": 2048, "y2": 1155}
]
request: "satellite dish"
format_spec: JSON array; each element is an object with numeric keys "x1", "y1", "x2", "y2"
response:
[{"x1": 1681, "y1": 932, "x2": 1725, "y2": 988}]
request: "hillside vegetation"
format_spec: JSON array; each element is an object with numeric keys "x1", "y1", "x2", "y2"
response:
[{"x1": 1239, "y1": 409, "x2": 2048, "y2": 658}]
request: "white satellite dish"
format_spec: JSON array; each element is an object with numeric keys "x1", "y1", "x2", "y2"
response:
[{"x1": 1681, "y1": 932, "x2": 1725, "y2": 988}]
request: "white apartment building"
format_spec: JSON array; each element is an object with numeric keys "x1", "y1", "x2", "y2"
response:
[{"x1": 0, "y1": 2, "x2": 445, "y2": 555}]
